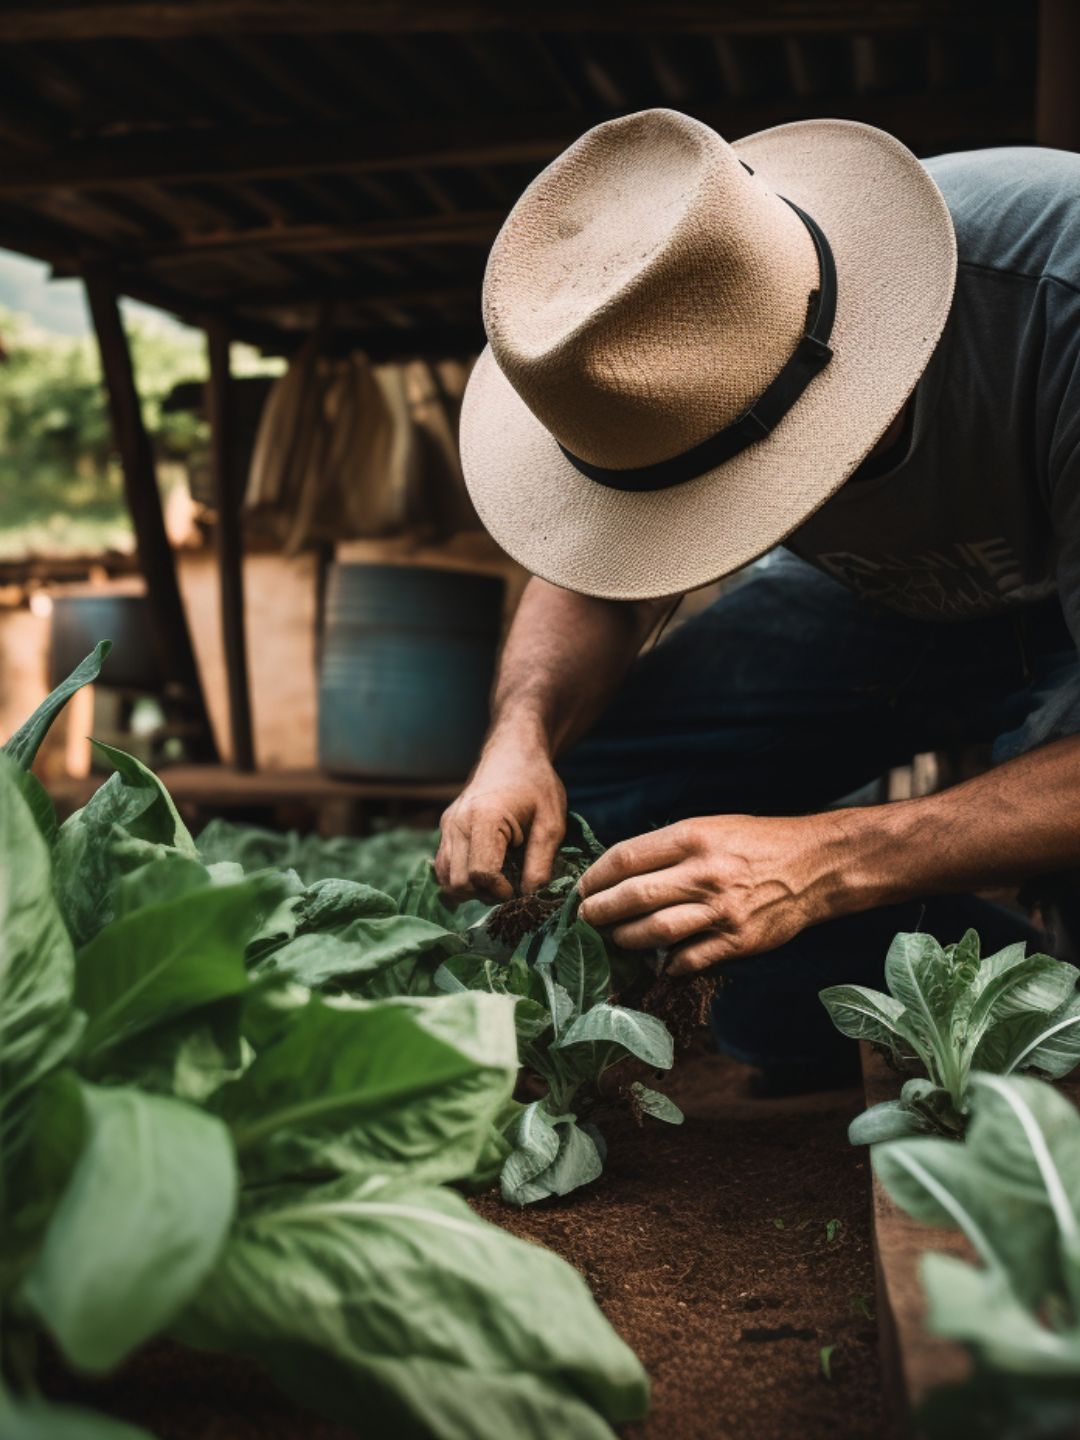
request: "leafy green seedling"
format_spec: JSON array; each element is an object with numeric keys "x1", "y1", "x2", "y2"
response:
[
  {"x1": 820, "y1": 1345, "x2": 836, "y2": 1381},
  {"x1": 821, "y1": 930, "x2": 1080, "y2": 1144},
  {"x1": 826, "y1": 1218, "x2": 842, "y2": 1243}
]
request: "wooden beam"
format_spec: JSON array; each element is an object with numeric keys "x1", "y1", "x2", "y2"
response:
[
  {"x1": 0, "y1": 112, "x2": 595, "y2": 193},
  {"x1": 205, "y1": 321, "x2": 255, "y2": 771},
  {"x1": 229, "y1": 277, "x2": 479, "y2": 314},
  {"x1": 0, "y1": 1, "x2": 1032, "y2": 42},
  {"x1": 0, "y1": 86, "x2": 1033, "y2": 195},
  {"x1": 58, "y1": 212, "x2": 504, "y2": 272},
  {"x1": 83, "y1": 274, "x2": 218, "y2": 762}
]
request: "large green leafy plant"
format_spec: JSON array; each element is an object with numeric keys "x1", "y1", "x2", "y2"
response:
[
  {"x1": 222, "y1": 812, "x2": 685, "y2": 1206},
  {"x1": 820, "y1": 930, "x2": 1080, "y2": 1143},
  {"x1": 874, "y1": 1074, "x2": 1080, "y2": 1438},
  {"x1": 0, "y1": 651, "x2": 649, "y2": 1439}
]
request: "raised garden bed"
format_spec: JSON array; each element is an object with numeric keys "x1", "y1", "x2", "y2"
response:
[
  {"x1": 864, "y1": 1042, "x2": 1080, "y2": 1437},
  {"x1": 860, "y1": 1044, "x2": 972, "y2": 1429}
]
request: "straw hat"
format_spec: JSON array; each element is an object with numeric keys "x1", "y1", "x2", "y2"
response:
[{"x1": 459, "y1": 109, "x2": 956, "y2": 600}]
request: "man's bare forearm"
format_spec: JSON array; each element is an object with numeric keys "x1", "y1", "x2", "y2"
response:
[
  {"x1": 574, "y1": 733, "x2": 1080, "y2": 975},
  {"x1": 486, "y1": 577, "x2": 668, "y2": 758},
  {"x1": 831, "y1": 733, "x2": 1080, "y2": 914}
]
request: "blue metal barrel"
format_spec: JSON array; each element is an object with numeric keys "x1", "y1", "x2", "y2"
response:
[{"x1": 318, "y1": 563, "x2": 505, "y2": 780}]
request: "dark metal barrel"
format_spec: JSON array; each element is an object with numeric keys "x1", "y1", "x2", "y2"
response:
[
  {"x1": 318, "y1": 563, "x2": 504, "y2": 780},
  {"x1": 49, "y1": 593, "x2": 162, "y2": 691}
]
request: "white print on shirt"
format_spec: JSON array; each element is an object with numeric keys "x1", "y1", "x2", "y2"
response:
[{"x1": 811, "y1": 538, "x2": 1058, "y2": 620}]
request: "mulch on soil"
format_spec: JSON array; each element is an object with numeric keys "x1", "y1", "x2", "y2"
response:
[
  {"x1": 46, "y1": 1047, "x2": 881, "y2": 1440},
  {"x1": 473, "y1": 1044, "x2": 883, "y2": 1440}
]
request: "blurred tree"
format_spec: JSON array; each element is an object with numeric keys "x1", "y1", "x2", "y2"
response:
[{"x1": 0, "y1": 306, "x2": 279, "y2": 557}]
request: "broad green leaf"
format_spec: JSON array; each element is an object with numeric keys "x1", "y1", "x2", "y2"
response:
[
  {"x1": 249, "y1": 877, "x2": 398, "y2": 964},
  {"x1": 848, "y1": 1099, "x2": 932, "y2": 1146},
  {"x1": 197, "y1": 817, "x2": 439, "y2": 894},
  {"x1": 873, "y1": 1135, "x2": 997, "y2": 1259},
  {"x1": 0, "y1": 1398, "x2": 155, "y2": 1440},
  {"x1": 219, "y1": 991, "x2": 517, "y2": 1186},
  {"x1": 469, "y1": 1095, "x2": 524, "y2": 1189},
  {"x1": 240, "y1": 980, "x2": 310, "y2": 1053},
  {"x1": 629, "y1": 1082, "x2": 684, "y2": 1125},
  {"x1": 298, "y1": 877, "x2": 397, "y2": 927},
  {"x1": 950, "y1": 928, "x2": 982, "y2": 972},
  {"x1": 554, "y1": 1003, "x2": 675, "y2": 1070},
  {"x1": 10, "y1": 766, "x2": 58, "y2": 846},
  {"x1": 819, "y1": 984, "x2": 912, "y2": 1056},
  {"x1": 435, "y1": 957, "x2": 554, "y2": 1043},
  {"x1": 1000, "y1": 994, "x2": 1080, "y2": 1079},
  {"x1": 111, "y1": 854, "x2": 212, "y2": 917},
  {"x1": 257, "y1": 914, "x2": 463, "y2": 990},
  {"x1": 876, "y1": 1075, "x2": 1080, "y2": 1313},
  {"x1": 23, "y1": 1079, "x2": 236, "y2": 1372},
  {"x1": 2, "y1": 640, "x2": 111, "y2": 770},
  {"x1": 553, "y1": 922, "x2": 611, "y2": 1018},
  {"x1": 54, "y1": 742, "x2": 197, "y2": 947},
  {"x1": 960, "y1": 954, "x2": 1077, "y2": 1065},
  {"x1": 500, "y1": 1101, "x2": 562, "y2": 1205},
  {"x1": 921, "y1": 1250, "x2": 1080, "y2": 1378},
  {"x1": 2, "y1": 1071, "x2": 86, "y2": 1289},
  {"x1": 100, "y1": 998, "x2": 247, "y2": 1103},
  {"x1": 966, "y1": 1075, "x2": 1080, "y2": 1242},
  {"x1": 0, "y1": 758, "x2": 83, "y2": 1127},
  {"x1": 177, "y1": 1175, "x2": 647, "y2": 1440},
  {"x1": 398, "y1": 858, "x2": 459, "y2": 927},
  {"x1": 92, "y1": 741, "x2": 195, "y2": 853},
  {"x1": 511, "y1": 996, "x2": 556, "y2": 1043},
  {"x1": 75, "y1": 880, "x2": 264, "y2": 1065},
  {"x1": 531, "y1": 1118, "x2": 604, "y2": 1200},
  {"x1": 883, "y1": 932, "x2": 959, "y2": 1085}
]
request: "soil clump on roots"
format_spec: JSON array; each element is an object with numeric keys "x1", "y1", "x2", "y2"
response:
[
  {"x1": 639, "y1": 972, "x2": 720, "y2": 1051},
  {"x1": 485, "y1": 893, "x2": 562, "y2": 948}
]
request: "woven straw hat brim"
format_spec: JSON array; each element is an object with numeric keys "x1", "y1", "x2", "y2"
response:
[{"x1": 460, "y1": 118, "x2": 957, "y2": 600}]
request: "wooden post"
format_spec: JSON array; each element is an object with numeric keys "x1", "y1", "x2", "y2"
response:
[
  {"x1": 205, "y1": 319, "x2": 255, "y2": 771},
  {"x1": 1037, "y1": 0, "x2": 1080, "y2": 150},
  {"x1": 84, "y1": 273, "x2": 217, "y2": 762}
]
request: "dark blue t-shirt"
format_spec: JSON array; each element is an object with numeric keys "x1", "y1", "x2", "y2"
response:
[{"x1": 787, "y1": 146, "x2": 1080, "y2": 645}]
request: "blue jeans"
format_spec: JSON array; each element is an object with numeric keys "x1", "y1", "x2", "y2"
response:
[{"x1": 560, "y1": 551, "x2": 1080, "y2": 1070}]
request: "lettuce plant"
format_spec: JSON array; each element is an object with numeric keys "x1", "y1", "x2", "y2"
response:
[
  {"x1": 232, "y1": 814, "x2": 683, "y2": 1206},
  {"x1": 0, "y1": 652, "x2": 649, "y2": 1439},
  {"x1": 874, "y1": 1074, "x2": 1080, "y2": 1437},
  {"x1": 820, "y1": 930, "x2": 1080, "y2": 1143}
]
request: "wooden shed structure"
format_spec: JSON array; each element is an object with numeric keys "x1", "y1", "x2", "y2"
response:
[{"x1": 0, "y1": 0, "x2": 1073, "y2": 796}]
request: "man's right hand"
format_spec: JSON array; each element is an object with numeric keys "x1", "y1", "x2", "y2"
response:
[{"x1": 435, "y1": 732, "x2": 567, "y2": 901}]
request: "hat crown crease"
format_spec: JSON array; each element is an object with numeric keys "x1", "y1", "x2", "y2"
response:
[{"x1": 482, "y1": 108, "x2": 820, "y2": 470}]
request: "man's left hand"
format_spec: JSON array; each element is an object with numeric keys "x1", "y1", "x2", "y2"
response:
[{"x1": 577, "y1": 814, "x2": 848, "y2": 975}]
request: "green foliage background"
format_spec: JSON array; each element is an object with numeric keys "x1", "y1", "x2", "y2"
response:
[{"x1": 0, "y1": 306, "x2": 279, "y2": 558}]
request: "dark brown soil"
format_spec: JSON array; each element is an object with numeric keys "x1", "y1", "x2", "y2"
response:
[
  {"x1": 474, "y1": 1044, "x2": 883, "y2": 1440},
  {"x1": 639, "y1": 972, "x2": 720, "y2": 1051},
  {"x1": 485, "y1": 893, "x2": 562, "y2": 947},
  {"x1": 45, "y1": 1049, "x2": 881, "y2": 1440}
]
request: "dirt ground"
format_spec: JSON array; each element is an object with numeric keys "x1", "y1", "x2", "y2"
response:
[
  {"x1": 474, "y1": 1044, "x2": 883, "y2": 1440},
  {"x1": 46, "y1": 1047, "x2": 881, "y2": 1440}
]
